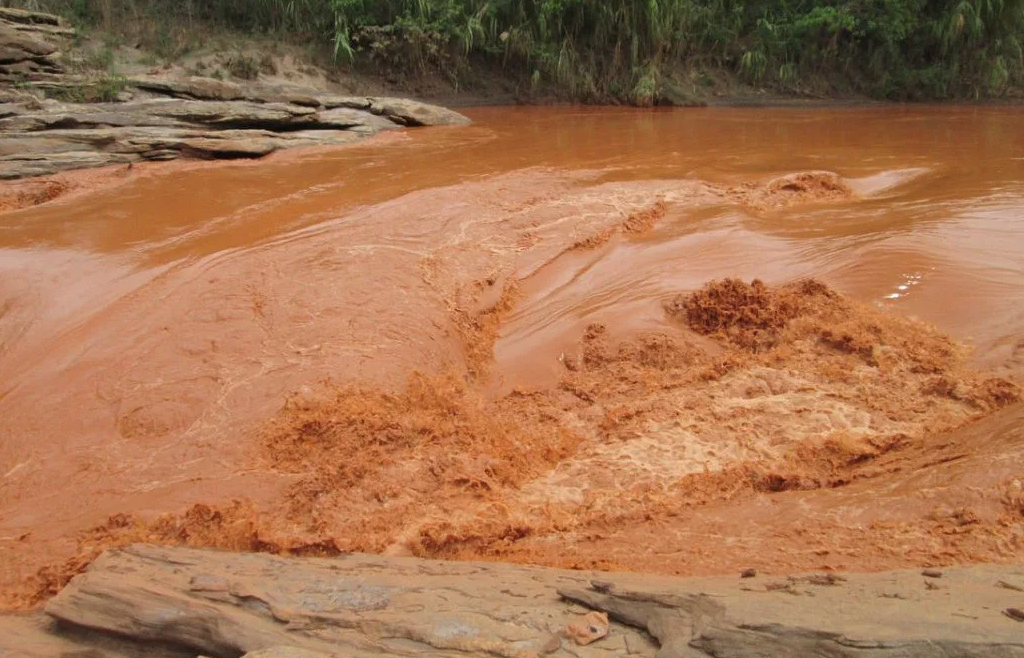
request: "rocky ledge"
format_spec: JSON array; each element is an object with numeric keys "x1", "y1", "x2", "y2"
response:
[
  {"x1": 2, "y1": 544, "x2": 1023, "y2": 658},
  {"x1": 0, "y1": 92, "x2": 470, "y2": 179},
  {"x1": 0, "y1": 7, "x2": 73, "y2": 85},
  {"x1": 0, "y1": 10, "x2": 469, "y2": 180}
]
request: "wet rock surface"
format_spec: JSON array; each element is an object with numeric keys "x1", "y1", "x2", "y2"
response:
[
  {"x1": 4, "y1": 544, "x2": 1022, "y2": 658},
  {"x1": 0, "y1": 10, "x2": 470, "y2": 179}
]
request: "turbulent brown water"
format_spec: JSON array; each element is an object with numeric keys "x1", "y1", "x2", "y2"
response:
[{"x1": 1, "y1": 106, "x2": 1023, "y2": 607}]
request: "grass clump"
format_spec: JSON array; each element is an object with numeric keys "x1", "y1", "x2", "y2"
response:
[{"x1": 46, "y1": 74, "x2": 129, "y2": 103}]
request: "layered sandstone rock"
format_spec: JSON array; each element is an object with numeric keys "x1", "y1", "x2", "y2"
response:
[
  {"x1": 0, "y1": 91, "x2": 470, "y2": 179},
  {"x1": 1, "y1": 544, "x2": 1020, "y2": 658},
  {"x1": 0, "y1": 8, "x2": 72, "y2": 85},
  {"x1": 0, "y1": 11, "x2": 470, "y2": 180}
]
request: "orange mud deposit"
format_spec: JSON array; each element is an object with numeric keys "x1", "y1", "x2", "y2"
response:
[
  {"x1": 1, "y1": 106, "x2": 1024, "y2": 609},
  {"x1": 731, "y1": 171, "x2": 857, "y2": 212},
  {"x1": 0, "y1": 166, "x2": 138, "y2": 214}
]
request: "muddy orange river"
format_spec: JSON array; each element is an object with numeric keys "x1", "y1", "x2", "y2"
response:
[{"x1": 1, "y1": 106, "x2": 1023, "y2": 608}]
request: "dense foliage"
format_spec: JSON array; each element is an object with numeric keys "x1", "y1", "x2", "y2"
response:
[{"x1": 23, "y1": 0, "x2": 1024, "y2": 100}]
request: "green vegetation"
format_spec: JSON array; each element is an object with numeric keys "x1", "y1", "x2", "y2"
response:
[
  {"x1": 46, "y1": 74, "x2": 129, "y2": 103},
  {"x1": 18, "y1": 0, "x2": 1024, "y2": 101},
  {"x1": 79, "y1": 43, "x2": 116, "y2": 71}
]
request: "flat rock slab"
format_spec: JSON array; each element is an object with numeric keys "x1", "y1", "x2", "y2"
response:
[
  {"x1": 21, "y1": 544, "x2": 1024, "y2": 658},
  {"x1": 126, "y1": 76, "x2": 472, "y2": 127},
  {"x1": 0, "y1": 90, "x2": 469, "y2": 179}
]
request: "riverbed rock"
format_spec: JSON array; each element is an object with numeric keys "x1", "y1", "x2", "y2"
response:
[
  {"x1": 145, "y1": 98, "x2": 320, "y2": 128},
  {"x1": 0, "y1": 124, "x2": 371, "y2": 178},
  {"x1": 242, "y1": 649, "x2": 340, "y2": 658},
  {"x1": 320, "y1": 94, "x2": 374, "y2": 110},
  {"x1": 313, "y1": 106, "x2": 401, "y2": 132},
  {"x1": 0, "y1": 611, "x2": 193, "y2": 658},
  {"x1": 0, "y1": 151, "x2": 132, "y2": 179},
  {"x1": 0, "y1": 93, "x2": 467, "y2": 178},
  {"x1": 131, "y1": 76, "x2": 325, "y2": 108},
  {"x1": 130, "y1": 76, "x2": 248, "y2": 102},
  {"x1": 126, "y1": 77, "x2": 471, "y2": 126},
  {"x1": 20, "y1": 544, "x2": 1024, "y2": 658},
  {"x1": 369, "y1": 96, "x2": 472, "y2": 126}
]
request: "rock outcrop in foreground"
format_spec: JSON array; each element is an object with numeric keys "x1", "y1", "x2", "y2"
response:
[{"x1": 3, "y1": 544, "x2": 1023, "y2": 658}]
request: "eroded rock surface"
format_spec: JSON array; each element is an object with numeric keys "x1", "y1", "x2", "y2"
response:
[
  {"x1": 0, "y1": 92, "x2": 470, "y2": 179},
  {"x1": 0, "y1": 11, "x2": 470, "y2": 180},
  {"x1": 7, "y1": 544, "x2": 1021, "y2": 658},
  {"x1": 0, "y1": 611, "x2": 192, "y2": 658},
  {"x1": 0, "y1": 8, "x2": 71, "y2": 82}
]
